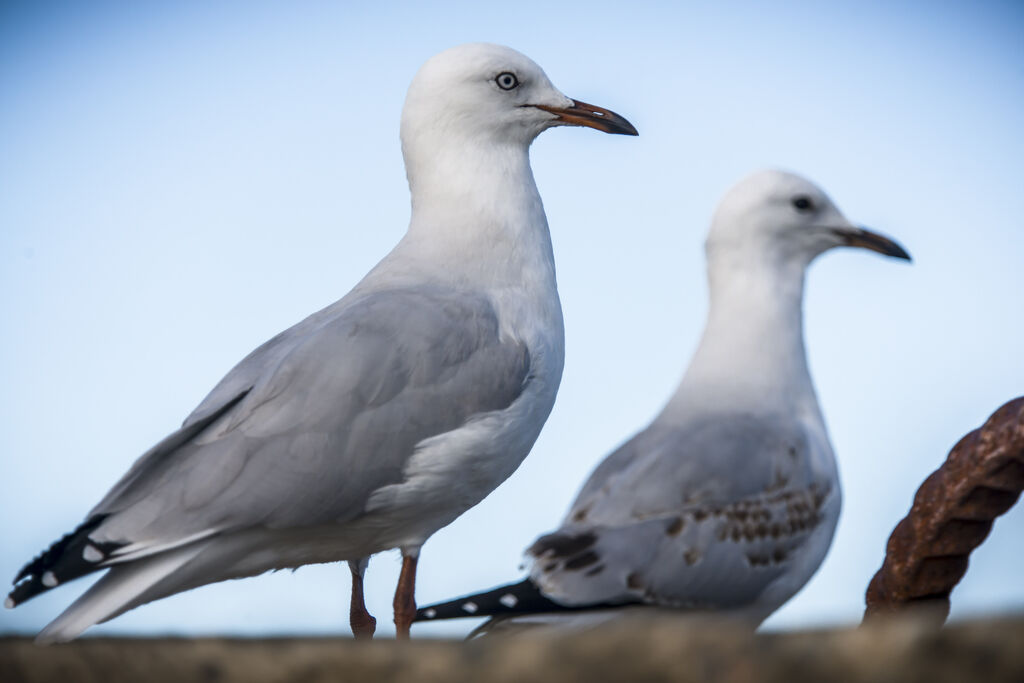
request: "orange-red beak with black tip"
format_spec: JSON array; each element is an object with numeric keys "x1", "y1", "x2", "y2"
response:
[
  {"x1": 833, "y1": 226, "x2": 912, "y2": 261},
  {"x1": 535, "y1": 99, "x2": 638, "y2": 136}
]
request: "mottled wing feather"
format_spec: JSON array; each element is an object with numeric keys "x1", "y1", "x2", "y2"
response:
[{"x1": 528, "y1": 413, "x2": 830, "y2": 609}]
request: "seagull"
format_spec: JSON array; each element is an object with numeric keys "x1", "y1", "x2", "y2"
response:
[
  {"x1": 6, "y1": 42, "x2": 638, "y2": 643},
  {"x1": 414, "y1": 169, "x2": 911, "y2": 635}
]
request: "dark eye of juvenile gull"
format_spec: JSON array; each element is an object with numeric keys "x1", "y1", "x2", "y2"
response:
[
  {"x1": 791, "y1": 195, "x2": 814, "y2": 212},
  {"x1": 496, "y1": 72, "x2": 519, "y2": 90}
]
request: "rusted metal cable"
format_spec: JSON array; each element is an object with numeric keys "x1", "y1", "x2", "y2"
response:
[{"x1": 864, "y1": 397, "x2": 1024, "y2": 623}]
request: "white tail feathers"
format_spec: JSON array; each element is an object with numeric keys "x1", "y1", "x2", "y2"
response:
[{"x1": 36, "y1": 543, "x2": 207, "y2": 644}]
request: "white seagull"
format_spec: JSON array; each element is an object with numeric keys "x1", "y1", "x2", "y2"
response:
[
  {"x1": 6, "y1": 42, "x2": 638, "y2": 642},
  {"x1": 414, "y1": 170, "x2": 910, "y2": 635}
]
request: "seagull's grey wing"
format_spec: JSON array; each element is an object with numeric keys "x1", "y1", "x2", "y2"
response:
[
  {"x1": 91, "y1": 302, "x2": 345, "y2": 514},
  {"x1": 527, "y1": 414, "x2": 833, "y2": 610},
  {"x1": 563, "y1": 426, "x2": 668, "y2": 518},
  {"x1": 569, "y1": 413, "x2": 820, "y2": 524},
  {"x1": 87, "y1": 286, "x2": 531, "y2": 556},
  {"x1": 182, "y1": 303, "x2": 343, "y2": 428}
]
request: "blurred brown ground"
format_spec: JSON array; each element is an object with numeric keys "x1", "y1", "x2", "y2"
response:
[{"x1": 2, "y1": 614, "x2": 1022, "y2": 683}]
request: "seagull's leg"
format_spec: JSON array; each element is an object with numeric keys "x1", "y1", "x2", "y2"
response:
[
  {"x1": 392, "y1": 549, "x2": 419, "y2": 640},
  {"x1": 348, "y1": 558, "x2": 376, "y2": 640}
]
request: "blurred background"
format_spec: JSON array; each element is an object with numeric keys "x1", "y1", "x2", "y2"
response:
[{"x1": 1, "y1": 0, "x2": 1022, "y2": 639}]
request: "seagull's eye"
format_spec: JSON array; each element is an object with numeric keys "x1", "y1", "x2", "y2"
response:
[
  {"x1": 495, "y1": 72, "x2": 520, "y2": 91},
  {"x1": 791, "y1": 195, "x2": 815, "y2": 212}
]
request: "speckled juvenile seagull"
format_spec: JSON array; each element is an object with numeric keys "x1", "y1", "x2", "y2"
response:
[
  {"x1": 5, "y1": 42, "x2": 637, "y2": 642},
  {"x1": 414, "y1": 170, "x2": 910, "y2": 635}
]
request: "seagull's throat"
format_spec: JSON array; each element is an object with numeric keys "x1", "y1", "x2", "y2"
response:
[
  {"x1": 402, "y1": 142, "x2": 555, "y2": 287},
  {"x1": 406, "y1": 140, "x2": 537, "y2": 217},
  {"x1": 671, "y1": 258, "x2": 817, "y2": 417}
]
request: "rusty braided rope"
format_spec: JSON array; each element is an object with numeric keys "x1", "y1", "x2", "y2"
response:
[{"x1": 864, "y1": 396, "x2": 1024, "y2": 623}]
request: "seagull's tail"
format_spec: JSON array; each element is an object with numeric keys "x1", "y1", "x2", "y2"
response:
[
  {"x1": 414, "y1": 578, "x2": 567, "y2": 622},
  {"x1": 35, "y1": 542, "x2": 208, "y2": 644}
]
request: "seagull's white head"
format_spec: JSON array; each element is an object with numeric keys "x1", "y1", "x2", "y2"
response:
[
  {"x1": 400, "y1": 43, "x2": 637, "y2": 153},
  {"x1": 706, "y1": 170, "x2": 911, "y2": 268}
]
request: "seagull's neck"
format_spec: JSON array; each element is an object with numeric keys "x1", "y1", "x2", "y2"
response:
[
  {"x1": 664, "y1": 252, "x2": 821, "y2": 422},
  {"x1": 391, "y1": 139, "x2": 557, "y2": 292}
]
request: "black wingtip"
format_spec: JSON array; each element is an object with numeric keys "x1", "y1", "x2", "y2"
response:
[
  {"x1": 8, "y1": 515, "x2": 119, "y2": 608},
  {"x1": 415, "y1": 578, "x2": 567, "y2": 622}
]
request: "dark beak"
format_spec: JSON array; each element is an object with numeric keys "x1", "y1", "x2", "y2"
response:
[
  {"x1": 833, "y1": 226, "x2": 912, "y2": 261},
  {"x1": 535, "y1": 99, "x2": 638, "y2": 136}
]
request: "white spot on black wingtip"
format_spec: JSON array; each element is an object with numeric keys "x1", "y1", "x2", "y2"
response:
[
  {"x1": 42, "y1": 572, "x2": 58, "y2": 588},
  {"x1": 423, "y1": 608, "x2": 437, "y2": 619},
  {"x1": 4, "y1": 596, "x2": 14, "y2": 609},
  {"x1": 499, "y1": 593, "x2": 518, "y2": 608},
  {"x1": 83, "y1": 544, "x2": 104, "y2": 563},
  {"x1": 462, "y1": 601, "x2": 478, "y2": 614}
]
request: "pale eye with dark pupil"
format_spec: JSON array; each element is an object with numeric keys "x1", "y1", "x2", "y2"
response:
[
  {"x1": 791, "y1": 196, "x2": 814, "y2": 212},
  {"x1": 495, "y1": 72, "x2": 519, "y2": 90}
]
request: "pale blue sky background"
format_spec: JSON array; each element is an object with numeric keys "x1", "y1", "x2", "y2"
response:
[{"x1": 1, "y1": 0, "x2": 1022, "y2": 639}]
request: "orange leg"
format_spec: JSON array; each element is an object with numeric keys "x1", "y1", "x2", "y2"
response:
[
  {"x1": 392, "y1": 553, "x2": 419, "y2": 640},
  {"x1": 348, "y1": 559, "x2": 376, "y2": 640}
]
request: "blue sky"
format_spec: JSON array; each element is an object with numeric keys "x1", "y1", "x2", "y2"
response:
[{"x1": 1, "y1": 0, "x2": 1022, "y2": 638}]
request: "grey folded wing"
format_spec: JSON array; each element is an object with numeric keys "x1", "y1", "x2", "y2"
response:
[
  {"x1": 87, "y1": 285, "x2": 532, "y2": 555},
  {"x1": 527, "y1": 413, "x2": 833, "y2": 609}
]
